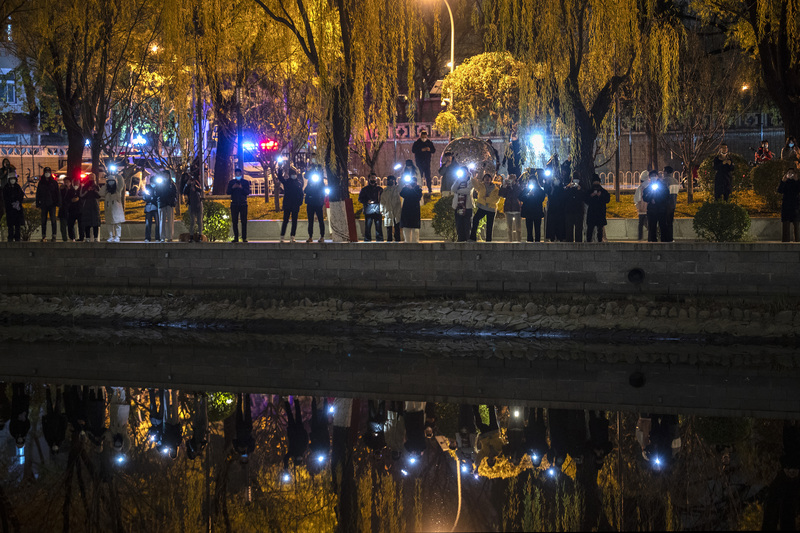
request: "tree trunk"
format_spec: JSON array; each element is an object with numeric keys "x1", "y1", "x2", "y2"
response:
[
  {"x1": 325, "y1": 81, "x2": 352, "y2": 201},
  {"x1": 212, "y1": 117, "x2": 235, "y2": 196},
  {"x1": 271, "y1": 162, "x2": 281, "y2": 211},
  {"x1": 90, "y1": 139, "x2": 103, "y2": 179},
  {"x1": 573, "y1": 114, "x2": 598, "y2": 187},
  {"x1": 66, "y1": 126, "x2": 85, "y2": 183}
]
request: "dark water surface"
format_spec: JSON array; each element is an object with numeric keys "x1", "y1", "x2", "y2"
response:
[{"x1": 0, "y1": 327, "x2": 799, "y2": 531}]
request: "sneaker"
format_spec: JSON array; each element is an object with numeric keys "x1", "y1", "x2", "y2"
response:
[
  {"x1": 231, "y1": 238, "x2": 239, "y2": 243},
  {"x1": 318, "y1": 237, "x2": 324, "y2": 243},
  {"x1": 107, "y1": 237, "x2": 115, "y2": 243},
  {"x1": 40, "y1": 238, "x2": 47, "y2": 242},
  {"x1": 290, "y1": 236, "x2": 296, "y2": 243},
  {"x1": 280, "y1": 235, "x2": 285, "y2": 243},
  {"x1": 242, "y1": 239, "x2": 248, "y2": 243},
  {"x1": 306, "y1": 237, "x2": 313, "y2": 243},
  {"x1": 144, "y1": 239, "x2": 150, "y2": 243}
]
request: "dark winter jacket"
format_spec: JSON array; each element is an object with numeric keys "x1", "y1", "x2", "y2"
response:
[
  {"x1": 141, "y1": 184, "x2": 159, "y2": 213},
  {"x1": 564, "y1": 185, "x2": 587, "y2": 216},
  {"x1": 278, "y1": 171, "x2": 304, "y2": 211},
  {"x1": 0, "y1": 159, "x2": 15, "y2": 188},
  {"x1": 778, "y1": 178, "x2": 800, "y2": 222},
  {"x1": 226, "y1": 178, "x2": 251, "y2": 207},
  {"x1": 157, "y1": 178, "x2": 178, "y2": 209},
  {"x1": 503, "y1": 139, "x2": 524, "y2": 176},
  {"x1": 585, "y1": 184, "x2": 611, "y2": 226},
  {"x1": 182, "y1": 177, "x2": 204, "y2": 210},
  {"x1": 439, "y1": 162, "x2": 465, "y2": 194},
  {"x1": 62, "y1": 187, "x2": 82, "y2": 218},
  {"x1": 2, "y1": 182, "x2": 24, "y2": 224},
  {"x1": 499, "y1": 181, "x2": 523, "y2": 213},
  {"x1": 43, "y1": 410, "x2": 68, "y2": 451},
  {"x1": 519, "y1": 182, "x2": 546, "y2": 219},
  {"x1": 358, "y1": 184, "x2": 383, "y2": 218},
  {"x1": 411, "y1": 138, "x2": 436, "y2": 168},
  {"x1": 36, "y1": 176, "x2": 61, "y2": 209},
  {"x1": 303, "y1": 179, "x2": 326, "y2": 209},
  {"x1": 80, "y1": 184, "x2": 102, "y2": 227},
  {"x1": 712, "y1": 156, "x2": 734, "y2": 197},
  {"x1": 642, "y1": 179, "x2": 671, "y2": 214},
  {"x1": 399, "y1": 185, "x2": 423, "y2": 229}
]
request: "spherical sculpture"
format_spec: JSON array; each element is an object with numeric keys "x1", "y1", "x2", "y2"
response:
[{"x1": 441, "y1": 137, "x2": 499, "y2": 177}]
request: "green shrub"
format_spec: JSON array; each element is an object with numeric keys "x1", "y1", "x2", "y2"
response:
[
  {"x1": 694, "y1": 417, "x2": 752, "y2": 446},
  {"x1": 751, "y1": 159, "x2": 795, "y2": 210},
  {"x1": 697, "y1": 152, "x2": 751, "y2": 194},
  {"x1": 181, "y1": 200, "x2": 231, "y2": 242},
  {"x1": 431, "y1": 195, "x2": 457, "y2": 241},
  {"x1": 207, "y1": 392, "x2": 237, "y2": 422},
  {"x1": 692, "y1": 200, "x2": 751, "y2": 242},
  {"x1": 22, "y1": 206, "x2": 39, "y2": 241}
]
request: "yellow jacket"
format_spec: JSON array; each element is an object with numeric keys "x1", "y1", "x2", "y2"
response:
[{"x1": 471, "y1": 177, "x2": 501, "y2": 211}]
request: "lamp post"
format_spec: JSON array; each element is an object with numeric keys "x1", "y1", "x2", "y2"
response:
[{"x1": 438, "y1": 0, "x2": 455, "y2": 109}]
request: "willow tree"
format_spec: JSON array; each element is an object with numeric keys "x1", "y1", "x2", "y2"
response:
[
  {"x1": 691, "y1": 0, "x2": 800, "y2": 138},
  {"x1": 482, "y1": 0, "x2": 678, "y2": 182},
  {"x1": 251, "y1": 0, "x2": 423, "y2": 240}
]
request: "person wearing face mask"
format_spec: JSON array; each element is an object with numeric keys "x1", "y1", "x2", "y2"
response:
[
  {"x1": 62, "y1": 177, "x2": 84, "y2": 242},
  {"x1": 754, "y1": 140, "x2": 774, "y2": 165},
  {"x1": 277, "y1": 161, "x2": 303, "y2": 243},
  {"x1": 303, "y1": 165, "x2": 326, "y2": 243},
  {"x1": 80, "y1": 174, "x2": 102, "y2": 242},
  {"x1": 499, "y1": 174, "x2": 523, "y2": 242},
  {"x1": 139, "y1": 176, "x2": 160, "y2": 242},
  {"x1": 450, "y1": 169, "x2": 476, "y2": 242},
  {"x1": 380, "y1": 175, "x2": 403, "y2": 242},
  {"x1": 412, "y1": 131, "x2": 436, "y2": 194},
  {"x1": 182, "y1": 172, "x2": 204, "y2": 242},
  {"x1": 782, "y1": 137, "x2": 798, "y2": 163},
  {"x1": 778, "y1": 168, "x2": 800, "y2": 242},
  {"x1": 35, "y1": 167, "x2": 61, "y2": 242},
  {"x1": 712, "y1": 144, "x2": 734, "y2": 201},
  {"x1": 543, "y1": 166, "x2": 566, "y2": 242},
  {"x1": 358, "y1": 172, "x2": 384, "y2": 242},
  {"x1": 585, "y1": 175, "x2": 611, "y2": 243},
  {"x1": 155, "y1": 172, "x2": 178, "y2": 243},
  {"x1": 399, "y1": 174, "x2": 423, "y2": 243},
  {"x1": 101, "y1": 170, "x2": 126, "y2": 242},
  {"x1": 2, "y1": 172, "x2": 24, "y2": 241},
  {"x1": 226, "y1": 168, "x2": 251, "y2": 243},
  {"x1": 469, "y1": 173, "x2": 501, "y2": 242},
  {"x1": 642, "y1": 170, "x2": 670, "y2": 242}
]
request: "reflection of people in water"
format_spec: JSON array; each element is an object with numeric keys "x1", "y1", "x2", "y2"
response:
[
  {"x1": 105, "y1": 387, "x2": 132, "y2": 455},
  {"x1": 186, "y1": 392, "x2": 208, "y2": 460},
  {"x1": 636, "y1": 413, "x2": 681, "y2": 469},
  {"x1": 162, "y1": 389, "x2": 183, "y2": 459},
  {"x1": 404, "y1": 401, "x2": 427, "y2": 457},
  {"x1": 146, "y1": 388, "x2": 165, "y2": 446},
  {"x1": 762, "y1": 421, "x2": 800, "y2": 530},
  {"x1": 473, "y1": 405, "x2": 504, "y2": 471},
  {"x1": 10, "y1": 383, "x2": 31, "y2": 449},
  {"x1": 503, "y1": 405, "x2": 526, "y2": 465},
  {"x1": 454, "y1": 404, "x2": 477, "y2": 468},
  {"x1": 234, "y1": 393, "x2": 256, "y2": 462},
  {"x1": 284, "y1": 397, "x2": 308, "y2": 468},
  {"x1": 309, "y1": 397, "x2": 331, "y2": 464},
  {"x1": 524, "y1": 408, "x2": 549, "y2": 467},
  {"x1": 588, "y1": 411, "x2": 613, "y2": 467},
  {"x1": 384, "y1": 402, "x2": 405, "y2": 460},
  {"x1": 364, "y1": 400, "x2": 387, "y2": 452},
  {"x1": 43, "y1": 385, "x2": 68, "y2": 455},
  {"x1": 549, "y1": 409, "x2": 586, "y2": 468},
  {"x1": 86, "y1": 386, "x2": 107, "y2": 451}
]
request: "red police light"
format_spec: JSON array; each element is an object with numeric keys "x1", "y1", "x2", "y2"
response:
[{"x1": 259, "y1": 139, "x2": 279, "y2": 152}]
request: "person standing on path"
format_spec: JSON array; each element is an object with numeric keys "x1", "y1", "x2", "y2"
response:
[
  {"x1": 585, "y1": 176, "x2": 611, "y2": 243},
  {"x1": 0, "y1": 158, "x2": 16, "y2": 221},
  {"x1": 411, "y1": 130, "x2": 436, "y2": 194},
  {"x1": 156, "y1": 173, "x2": 177, "y2": 243},
  {"x1": 499, "y1": 174, "x2": 523, "y2": 242},
  {"x1": 358, "y1": 173, "x2": 384, "y2": 242},
  {"x1": 469, "y1": 173, "x2": 500, "y2": 242},
  {"x1": 438, "y1": 152, "x2": 463, "y2": 196},
  {"x1": 778, "y1": 168, "x2": 800, "y2": 242},
  {"x1": 182, "y1": 172, "x2": 204, "y2": 242},
  {"x1": 35, "y1": 167, "x2": 60, "y2": 242},
  {"x1": 642, "y1": 170, "x2": 670, "y2": 242},
  {"x1": 563, "y1": 176, "x2": 587, "y2": 243},
  {"x1": 2, "y1": 173, "x2": 24, "y2": 241},
  {"x1": 712, "y1": 144, "x2": 734, "y2": 201},
  {"x1": 80, "y1": 175, "x2": 102, "y2": 242},
  {"x1": 62, "y1": 177, "x2": 83, "y2": 242},
  {"x1": 140, "y1": 176, "x2": 160, "y2": 242},
  {"x1": 451, "y1": 170, "x2": 476, "y2": 242},
  {"x1": 303, "y1": 166, "x2": 326, "y2": 243},
  {"x1": 633, "y1": 171, "x2": 650, "y2": 241},
  {"x1": 399, "y1": 175, "x2": 423, "y2": 243},
  {"x1": 664, "y1": 166, "x2": 679, "y2": 242},
  {"x1": 380, "y1": 175, "x2": 403, "y2": 242},
  {"x1": 277, "y1": 162, "x2": 303, "y2": 243},
  {"x1": 101, "y1": 171, "x2": 125, "y2": 242},
  {"x1": 227, "y1": 168, "x2": 251, "y2": 243},
  {"x1": 519, "y1": 170, "x2": 546, "y2": 242}
]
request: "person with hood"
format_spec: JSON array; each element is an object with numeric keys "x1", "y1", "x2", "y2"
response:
[
  {"x1": 380, "y1": 175, "x2": 403, "y2": 242},
  {"x1": 42, "y1": 385, "x2": 68, "y2": 455},
  {"x1": 642, "y1": 170, "x2": 670, "y2": 242},
  {"x1": 277, "y1": 162, "x2": 304, "y2": 243},
  {"x1": 232, "y1": 393, "x2": 256, "y2": 462},
  {"x1": 105, "y1": 387, "x2": 131, "y2": 456},
  {"x1": 10, "y1": 383, "x2": 31, "y2": 449},
  {"x1": 35, "y1": 167, "x2": 60, "y2": 242},
  {"x1": 585, "y1": 176, "x2": 611, "y2": 243},
  {"x1": 633, "y1": 171, "x2": 650, "y2": 241},
  {"x1": 469, "y1": 173, "x2": 501, "y2": 242},
  {"x1": 451, "y1": 168, "x2": 476, "y2": 242},
  {"x1": 499, "y1": 174, "x2": 523, "y2": 242},
  {"x1": 0, "y1": 158, "x2": 15, "y2": 220},
  {"x1": 155, "y1": 172, "x2": 177, "y2": 242},
  {"x1": 564, "y1": 175, "x2": 587, "y2": 242},
  {"x1": 140, "y1": 176, "x2": 160, "y2": 242},
  {"x1": 411, "y1": 131, "x2": 436, "y2": 194},
  {"x1": 358, "y1": 173, "x2": 384, "y2": 242},
  {"x1": 778, "y1": 167, "x2": 800, "y2": 242},
  {"x1": 519, "y1": 169, "x2": 547, "y2": 242},
  {"x1": 101, "y1": 170, "x2": 125, "y2": 242},
  {"x1": 303, "y1": 166, "x2": 326, "y2": 243},
  {"x1": 399, "y1": 173, "x2": 423, "y2": 243},
  {"x1": 186, "y1": 393, "x2": 208, "y2": 460},
  {"x1": 438, "y1": 152, "x2": 463, "y2": 196},
  {"x1": 61, "y1": 176, "x2": 83, "y2": 242},
  {"x1": 2, "y1": 171, "x2": 24, "y2": 241},
  {"x1": 182, "y1": 171, "x2": 204, "y2": 242},
  {"x1": 80, "y1": 175, "x2": 102, "y2": 242},
  {"x1": 502, "y1": 131, "x2": 525, "y2": 177},
  {"x1": 712, "y1": 144, "x2": 734, "y2": 201},
  {"x1": 284, "y1": 397, "x2": 308, "y2": 468}
]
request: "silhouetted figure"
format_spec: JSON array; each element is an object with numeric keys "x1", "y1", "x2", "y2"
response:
[
  {"x1": 186, "y1": 393, "x2": 208, "y2": 460},
  {"x1": 147, "y1": 388, "x2": 165, "y2": 446},
  {"x1": 309, "y1": 397, "x2": 331, "y2": 467},
  {"x1": 588, "y1": 411, "x2": 614, "y2": 467},
  {"x1": 0, "y1": 383, "x2": 11, "y2": 431},
  {"x1": 504, "y1": 405, "x2": 526, "y2": 464},
  {"x1": 762, "y1": 454, "x2": 800, "y2": 531},
  {"x1": 10, "y1": 383, "x2": 31, "y2": 448},
  {"x1": 64, "y1": 385, "x2": 88, "y2": 435},
  {"x1": 455, "y1": 404, "x2": 477, "y2": 467},
  {"x1": 637, "y1": 413, "x2": 681, "y2": 469},
  {"x1": 284, "y1": 398, "x2": 308, "y2": 468},
  {"x1": 549, "y1": 409, "x2": 586, "y2": 467},
  {"x1": 364, "y1": 400, "x2": 387, "y2": 452},
  {"x1": 86, "y1": 387, "x2": 107, "y2": 449},
  {"x1": 106, "y1": 387, "x2": 131, "y2": 455},
  {"x1": 404, "y1": 401, "x2": 427, "y2": 457},
  {"x1": 43, "y1": 385, "x2": 68, "y2": 454},
  {"x1": 162, "y1": 389, "x2": 182, "y2": 459},
  {"x1": 524, "y1": 408, "x2": 549, "y2": 467},
  {"x1": 473, "y1": 404, "x2": 504, "y2": 470}
]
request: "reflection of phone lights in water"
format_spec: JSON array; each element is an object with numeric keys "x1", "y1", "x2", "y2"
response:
[
  {"x1": 282, "y1": 473, "x2": 291, "y2": 483},
  {"x1": 401, "y1": 469, "x2": 409, "y2": 477},
  {"x1": 461, "y1": 463, "x2": 469, "y2": 473},
  {"x1": 317, "y1": 454, "x2": 325, "y2": 463},
  {"x1": 548, "y1": 467, "x2": 557, "y2": 478}
]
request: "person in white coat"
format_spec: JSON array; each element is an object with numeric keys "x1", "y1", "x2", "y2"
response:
[
  {"x1": 101, "y1": 173, "x2": 126, "y2": 242},
  {"x1": 380, "y1": 175, "x2": 403, "y2": 242}
]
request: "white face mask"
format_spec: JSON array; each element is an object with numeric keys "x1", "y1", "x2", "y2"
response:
[
  {"x1": 44, "y1": 172, "x2": 51, "y2": 178},
  {"x1": 73, "y1": 184, "x2": 79, "y2": 190},
  {"x1": 9, "y1": 178, "x2": 16, "y2": 185}
]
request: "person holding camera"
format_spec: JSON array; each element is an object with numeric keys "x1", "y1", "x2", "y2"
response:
[
  {"x1": 543, "y1": 169, "x2": 566, "y2": 242},
  {"x1": 778, "y1": 168, "x2": 800, "y2": 242},
  {"x1": 585, "y1": 175, "x2": 611, "y2": 243},
  {"x1": 227, "y1": 168, "x2": 251, "y2": 243},
  {"x1": 438, "y1": 151, "x2": 463, "y2": 196},
  {"x1": 61, "y1": 176, "x2": 83, "y2": 242},
  {"x1": 399, "y1": 174, "x2": 423, "y2": 243},
  {"x1": 412, "y1": 131, "x2": 436, "y2": 194},
  {"x1": 156, "y1": 172, "x2": 178, "y2": 242},
  {"x1": 755, "y1": 139, "x2": 774, "y2": 165},
  {"x1": 499, "y1": 174, "x2": 523, "y2": 242},
  {"x1": 140, "y1": 176, "x2": 160, "y2": 242},
  {"x1": 450, "y1": 169, "x2": 476, "y2": 242},
  {"x1": 563, "y1": 175, "x2": 587, "y2": 242},
  {"x1": 469, "y1": 173, "x2": 500, "y2": 242},
  {"x1": 502, "y1": 131, "x2": 525, "y2": 178},
  {"x1": 182, "y1": 172, "x2": 204, "y2": 242},
  {"x1": 519, "y1": 169, "x2": 546, "y2": 242},
  {"x1": 303, "y1": 166, "x2": 326, "y2": 243},
  {"x1": 642, "y1": 170, "x2": 670, "y2": 242},
  {"x1": 277, "y1": 161, "x2": 303, "y2": 243},
  {"x1": 380, "y1": 175, "x2": 403, "y2": 242},
  {"x1": 712, "y1": 144, "x2": 734, "y2": 201},
  {"x1": 781, "y1": 137, "x2": 798, "y2": 163},
  {"x1": 358, "y1": 173, "x2": 384, "y2": 242},
  {"x1": 633, "y1": 171, "x2": 650, "y2": 241}
]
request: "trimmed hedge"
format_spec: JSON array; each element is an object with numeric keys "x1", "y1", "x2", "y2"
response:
[
  {"x1": 695, "y1": 417, "x2": 753, "y2": 446},
  {"x1": 181, "y1": 200, "x2": 232, "y2": 242},
  {"x1": 692, "y1": 200, "x2": 751, "y2": 242},
  {"x1": 751, "y1": 159, "x2": 795, "y2": 210},
  {"x1": 431, "y1": 195, "x2": 457, "y2": 242}
]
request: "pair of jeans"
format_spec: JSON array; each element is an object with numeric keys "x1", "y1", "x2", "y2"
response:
[
  {"x1": 647, "y1": 211, "x2": 668, "y2": 242},
  {"x1": 469, "y1": 208, "x2": 495, "y2": 241},
  {"x1": 40, "y1": 206, "x2": 57, "y2": 239},
  {"x1": 145, "y1": 210, "x2": 160, "y2": 241},
  {"x1": 505, "y1": 212, "x2": 522, "y2": 242},
  {"x1": 188, "y1": 205, "x2": 203, "y2": 236},
  {"x1": 159, "y1": 207, "x2": 175, "y2": 241},
  {"x1": 364, "y1": 216, "x2": 383, "y2": 241},
  {"x1": 455, "y1": 209, "x2": 472, "y2": 242},
  {"x1": 281, "y1": 208, "x2": 299, "y2": 237},
  {"x1": 782, "y1": 220, "x2": 800, "y2": 242},
  {"x1": 385, "y1": 221, "x2": 402, "y2": 242},
  {"x1": 231, "y1": 204, "x2": 247, "y2": 241},
  {"x1": 637, "y1": 214, "x2": 648, "y2": 240},
  {"x1": 66, "y1": 213, "x2": 83, "y2": 241},
  {"x1": 307, "y1": 205, "x2": 324, "y2": 238},
  {"x1": 525, "y1": 217, "x2": 542, "y2": 242},
  {"x1": 565, "y1": 210, "x2": 584, "y2": 242}
]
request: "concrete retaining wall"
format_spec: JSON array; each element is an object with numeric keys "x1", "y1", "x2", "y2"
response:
[{"x1": 0, "y1": 242, "x2": 798, "y2": 298}]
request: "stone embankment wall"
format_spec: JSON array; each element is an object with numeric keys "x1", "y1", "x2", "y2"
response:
[{"x1": 0, "y1": 242, "x2": 798, "y2": 299}]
